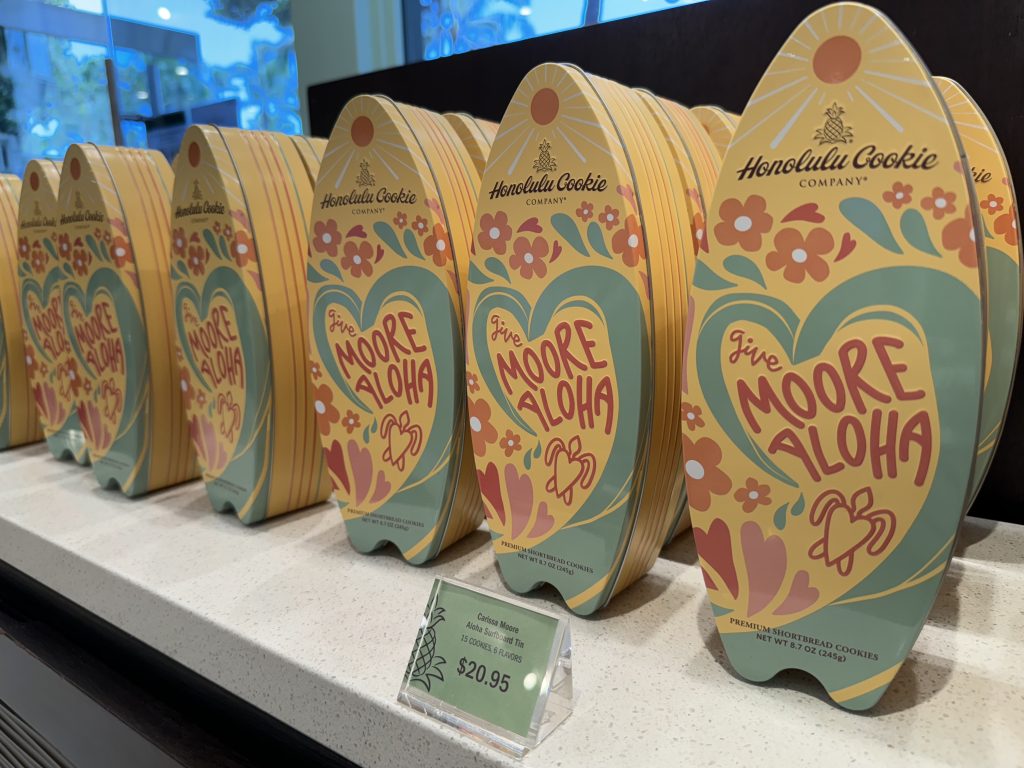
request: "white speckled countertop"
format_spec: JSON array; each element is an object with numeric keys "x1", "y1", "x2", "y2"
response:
[{"x1": 0, "y1": 443, "x2": 1022, "y2": 767}]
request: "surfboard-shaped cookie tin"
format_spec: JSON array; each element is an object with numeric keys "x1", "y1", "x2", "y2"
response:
[
  {"x1": 57, "y1": 145, "x2": 196, "y2": 495},
  {"x1": 0, "y1": 174, "x2": 43, "y2": 449},
  {"x1": 684, "y1": 3, "x2": 985, "y2": 709},
  {"x1": 17, "y1": 160, "x2": 90, "y2": 462},
  {"x1": 692, "y1": 105, "x2": 736, "y2": 161},
  {"x1": 170, "y1": 126, "x2": 331, "y2": 523},
  {"x1": 468, "y1": 64, "x2": 696, "y2": 614},
  {"x1": 935, "y1": 77, "x2": 1021, "y2": 507},
  {"x1": 443, "y1": 113, "x2": 495, "y2": 175},
  {"x1": 307, "y1": 95, "x2": 483, "y2": 563}
]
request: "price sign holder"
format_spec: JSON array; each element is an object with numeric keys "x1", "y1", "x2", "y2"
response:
[{"x1": 398, "y1": 577, "x2": 573, "y2": 758}]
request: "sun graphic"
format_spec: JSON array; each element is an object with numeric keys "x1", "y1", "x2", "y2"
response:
[
  {"x1": 483, "y1": 63, "x2": 628, "y2": 177},
  {"x1": 935, "y1": 78, "x2": 997, "y2": 158},
  {"x1": 174, "y1": 127, "x2": 245, "y2": 212},
  {"x1": 322, "y1": 95, "x2": 432, "y2": 191},
  {"x1": 732, "y1": 3, "x2": 947, "y2": 151}
]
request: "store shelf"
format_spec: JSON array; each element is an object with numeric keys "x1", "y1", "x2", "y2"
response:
[{"x1": 0, "y1": 443, "x2": 1022, "y2": 767}]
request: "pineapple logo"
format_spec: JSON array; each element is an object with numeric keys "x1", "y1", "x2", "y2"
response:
[
  {"x1": 533, "y1": 139, "x2": 557, "y2": 173},
  {"x1": 814, "y1": 103, "x2": 854, "y2": 145},
  {"x1": 73, "y1": 191, "x2": 83, "y2": 210},
  {"x1": 406, "y1": 605, "x2": 447, "y2": 692},
  {"x1": 192, "y1": 180, "x2": 203, "y2": 200},
  {"x1": 356, "y1": 159, "x2": 375, "y2": 187}
]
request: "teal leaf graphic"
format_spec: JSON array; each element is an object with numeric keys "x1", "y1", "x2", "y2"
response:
[
  {"x1": 374, "y1": 221, "x2": 406, "y2": 258},
  {"x1": 723, "y1": 254, "x2": 766, "y2": 288},
  {"x1": 174, "y1": 260, "x2": 189, "y2": 278},
  {"x1": 468, "y1": 262, "x2": 493, "y2": 285},
  {"x1": 693, "y1": 261, "x2": 737, "y2": 291},
  {"x1": 362, "y1": 426, "x2": 370, "y2": 443},
  {"x1": 524, "y1": 451, "x2": 531, "y2": 470},
  {"x1": 43, "y1": 239, "x2": 58, "y2": 260},
  {"x1": 982, "y1": 217, "x2": 994, "y2": 239},
  {"x1": 839, "y1": 198, "x2": 903, "y2": 254},
  {"x1": 307, "y1": 263, "x2": 327, "y2": 283},
  {"x1": 484, "y1": 257, "x2": 510, "y2": 282},
  {"x1": 319, "y1": 258, "x2": 344, "y2": 281},
  {"x1": 790, "y1": 494, "x2": 805, "y2": 517},
  {"x1": 203, "y1": 229, "x2": 219, "y2": 257},
  {"x1": 370, "y1": 418, "x2": 377, "y2": 434},
  {"x1": 586, "y1": 222, "x2": 611, "y2": 258},
  {"x1": 403, "y1": 228, "x2": 425, "y2": 260},
  {"x1": 219, "y1": 234, "x2": 230, "y2": 260},
  {"x1": 899, "y1": 209, "x2": 940, "y2": 257},
  {"x1": 63, "y1": 263, "x2": 74, "y2": 277},
  {"x1": 85, "y1": 234, "x2": 102, "y2": 259},
  {"x1": 773, "y1": 503, "x2": 789, "y2": 531},
  {"x1": 551, "y1": 213, "x2": 588, "y2": 256},
  {"x1": 533, "y1": 442, "x2": 542, "y2": 458}
]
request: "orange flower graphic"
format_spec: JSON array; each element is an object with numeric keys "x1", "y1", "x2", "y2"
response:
[
  {"x1": 765, "y1": 227, "x2": 832, "y2": 283},
  {"x1": 500, "y1": 429, "x2": 522, "y2": 457},
  {"x1": 231, "y1": 230, "x2": 255, "y2": 267},
  {"x1": 312, "y1": 384, "x2": 340, "y2": 436},
  {"x1": 510, "y1": 235, "x2": 548, "y2": 279},
  {"x1": 980, "y1": 193, "x2": 1004, "y2": 215},
  {"x1": 994, "y1": 205, "x2": 1018, "y2": 247},
  {"x1": 341, "y1": 409, "x2": 361, "y2": 434},
  {"x1": 111, "y1": 236, "x2": 132, "y2": 267},
  {"x1": 312, "y1": 218, "x2": 341, "y2": 258},
  {"x1": 921, "y1": 187, "x2": 956, "y2": 220},
  {"x1": 942, "y1": 213, "x2": 978, "y2": 268},
  {"x1": 576, "y1": 201, "x2": 594, "y2": 222},
  {"x1": 423, "y1": 223, "x2": 451, "y2": 267},
  {"x1": 882, "y1": 181, "x2": 913, "y2": 210},
  {"x1": 468, "y1": 397, "x2": 498, "y2": 457},
  {"x1": 715, "y1": 195, "x2": 773, "y2": 252},
  {"x1": 682, "y1": 435, "x2": 732, "y2": 512},
  {"x1": 734, "y1": 477, "x2": 772, "y2": 514},
  {"x1": 599, "y1": 204, "x2": 620, "y2": 231},
  {"x1": 680, "y1": 402, "x2": 705, "y2": 431},
  {"x1": 171, "y1": 228, "x2": 186, "y2": 257},
  {"x1": 612, "y1": 214, "x2": 645, "y2": 266},
  {"x1": 341, "y1": 240, "x2": 374, "y2": 278},
  {"x1": 477, "y1": 211, "x2": 512, "y2": 255}
]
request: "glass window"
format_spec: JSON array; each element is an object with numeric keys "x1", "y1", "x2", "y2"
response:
[
  {"x1": 407, "y1": 0, "x2": 710, "y2": 63},
  {"x1": 0, "y1": 0, "x2": 299, "y2": 172}
]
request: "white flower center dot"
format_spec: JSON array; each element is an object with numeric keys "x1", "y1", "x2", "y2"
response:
[
  {"x1": 180, "y1": 379, "x2": 188, "y2": 392},
  {"x1": 69, "y1": 371, "x2": 76, "y2": 381},
  {"x1": 969, "y1": 229, "x2": 976, "y2": 242},
  {"x1": 696, "y1": 228, "x2": 704, "y2": 240},
  {"x1": 507, "y1": 440, "x2": 514, "y2": 447},
  {"x1": 470, "y1": 416, "x2": 482, "y2": 432},
  {"x1": 734, "y1": 215, "x2": 752, "y2": 232},
  {"x1": 685, "y1": 459, "x2": 705, "y2": 481},
  {"x1": 237, "y1": 244, "x2": 248, "y2": 255},
  {"x1": 748, "y1": 490, "x2": 759, "y2": 500},
  {"x1": 606, "y1": 214, "x2": 614, "y2": 222},
  {"x1": 353, "y1": 255, "x2": 362, "y2": 265},
  {"x1": 524, "y1": 253, "x2": 534, "y2": 264},
  {"x1": 935, "y1": 197, "x2": 947, "y2": 209},
  {"x1": 322, "y1": 233, "x2": 333, "y2": 244},
  {"x1": 115, "y1": 247, "x2": 125, "y2": 257},
  {"x1": 895, "y1": 192, "x2": 904, "y2": 200},
  {"x1": 314, "y1": 400, "x2": 326, "y2": 414},
  {"x1": 686, "y1": 412, "x2": 695, "y2": 421},
  {"x1": 791, "y1": 248, "x2": 808, "y2": 264},
  {"x1": 627, "y1": 234, "x2": 639, "y2": 248},
  {"x1": 436, "y1": 239, "x2": 446, "y2": 252},
  {"x1": 489, "y1": 227, "x2": 500, "y2": 239}
]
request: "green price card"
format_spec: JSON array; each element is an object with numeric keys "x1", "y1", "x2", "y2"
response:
[{"x1": 398, "y1": 578, "x2": 573, "y2": 757}]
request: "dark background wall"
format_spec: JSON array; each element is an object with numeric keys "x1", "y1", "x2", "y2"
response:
[{"x1": 308, "y1": 0, "x2": 1024, "y2": 523}]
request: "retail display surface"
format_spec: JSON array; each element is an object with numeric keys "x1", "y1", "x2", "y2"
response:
[{"x1": 0, "y1": 444, "x2": 1021, "y2": 767}]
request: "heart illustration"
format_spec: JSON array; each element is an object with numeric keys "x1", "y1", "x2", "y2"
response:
[
  {"x1": 694, "y1": 265, "x2": 978, "y2": 623},
  {"x1": 176, "y1": 266, "x2": 268, "y2": 480},
  {"x1": 63, "y1": 267, "x2": 144, "y2": 464},
  {"x1": 472, "y1": 267, "x2": 645, "y2": 552},
  {"x1": 782, "y1": 202, "x2": 825, "y2": 224},
  {"x1": 741, "y1": 521, "x2": 787, "y2": 616},
  {"x1": 21, "y1": 273, "x2": 83, "y2": 441},
  {"x1": 311, "y1": 265, "x2": 457, "y2": 517},
  {"x1": 693, "y1": 518, "x2": 738, "y2": 598},
  {"x1": 773, "y1": 570, "x2": 819, "y2": 616}
]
